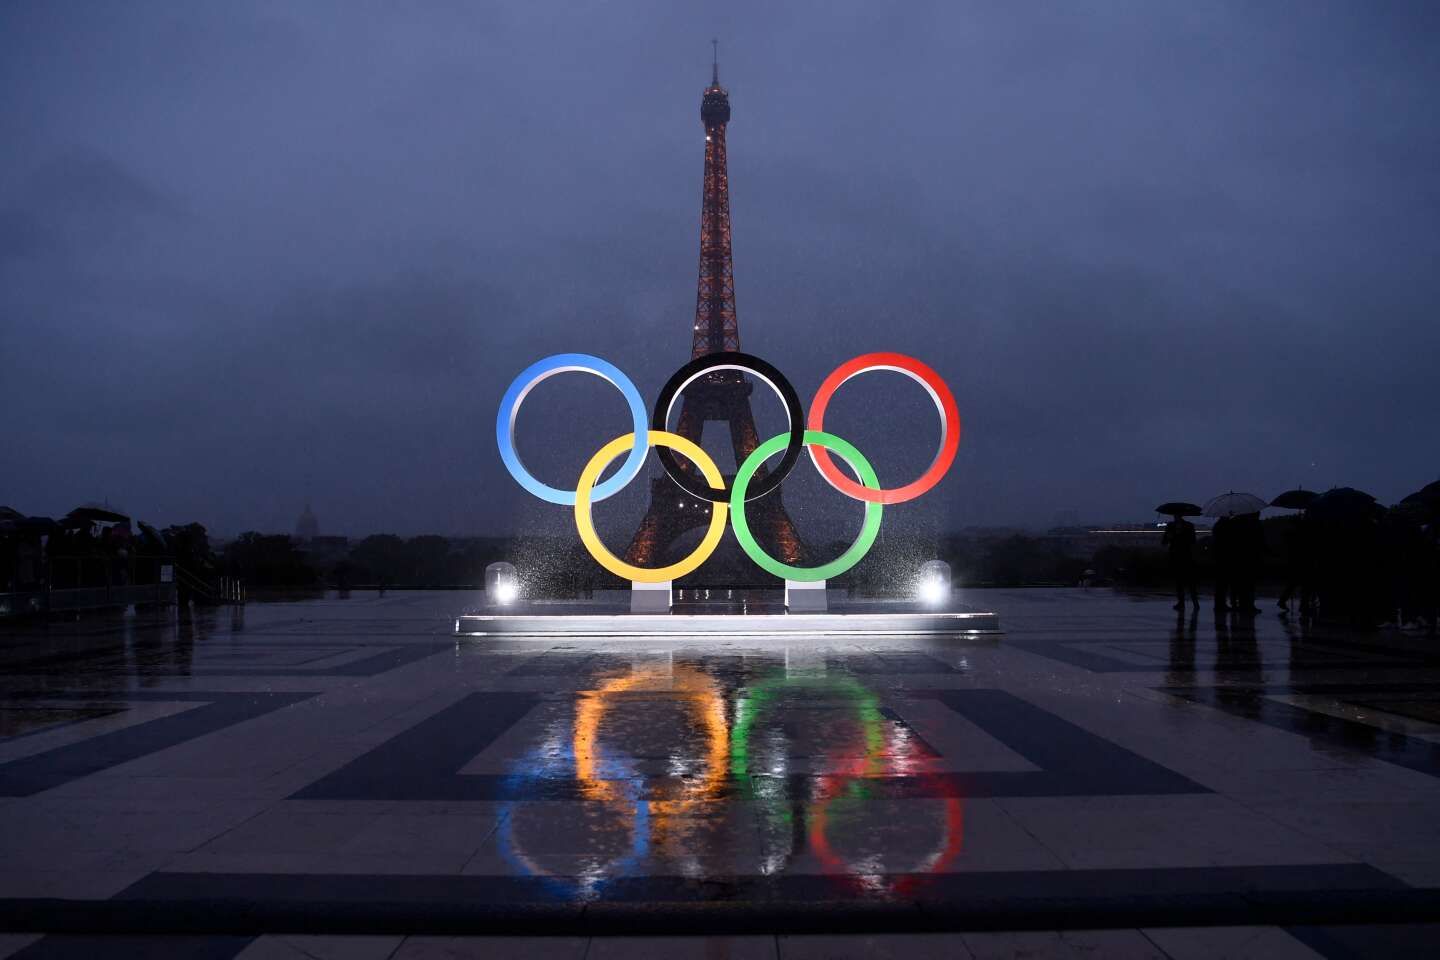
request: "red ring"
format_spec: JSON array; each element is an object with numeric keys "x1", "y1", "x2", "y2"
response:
[
  {"x1": 806, "y1": 352, "x2": 961, "y2": 505},
  {"x1": 808, "y1": 793, "x2": 965, "y2": 894}
]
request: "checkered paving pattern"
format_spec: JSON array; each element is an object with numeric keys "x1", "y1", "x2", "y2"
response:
[{"x1": 3, "y1": 590, "x2": 1439, "y2": 957}]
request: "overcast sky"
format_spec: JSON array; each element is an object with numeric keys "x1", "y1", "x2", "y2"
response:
[{"x1": 2, "y1": 0, "x2": 1437, "y2": 540}]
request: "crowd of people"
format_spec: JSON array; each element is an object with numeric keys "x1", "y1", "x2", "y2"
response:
[
  {"x1": 0, "y1": 507, "x2": 216, "y2": 615},
  {"x1": 1161, "y1": 491, "x2": 1439, "y2": 631}
]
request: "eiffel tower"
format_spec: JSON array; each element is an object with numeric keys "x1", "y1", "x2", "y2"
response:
[{"x1": 624, "y1": 47, "x2": 805, "y2": 579}]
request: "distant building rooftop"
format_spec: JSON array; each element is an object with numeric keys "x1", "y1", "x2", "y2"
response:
[{"x1": 295, "y1": 503, "x2": 319, "y2": 542}]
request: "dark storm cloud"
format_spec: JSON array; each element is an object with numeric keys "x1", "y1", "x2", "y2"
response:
[{"x1": 2, "y1": 0, "x2": 1437, "y2": 536}]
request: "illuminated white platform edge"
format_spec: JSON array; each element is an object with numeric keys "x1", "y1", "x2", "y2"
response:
[{"x1": 455, "y1": 590, "x2": 1000, "y2": 638}]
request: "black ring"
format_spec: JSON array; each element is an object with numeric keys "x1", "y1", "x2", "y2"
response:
[{"x1": 652, "y1": 352, "x2": 805, "y2": 503}]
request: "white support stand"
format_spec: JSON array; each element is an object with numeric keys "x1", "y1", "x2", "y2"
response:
[
  {"x1": 784, "y1": 579, "x2": 828, "y2": 612},
  {"x1": 630, "y1": 580, "x2": 672, "y2": 613}
]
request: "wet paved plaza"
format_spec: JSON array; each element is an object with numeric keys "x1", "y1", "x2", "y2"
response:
[{"x1": 2, "y1": 590, "x2": 1440, "y2": 957}]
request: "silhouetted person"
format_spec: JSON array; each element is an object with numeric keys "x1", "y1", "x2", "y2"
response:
[
  {"x1": 1380, "y1": 509, "x2": 1432, "y2": 628},
  {"x1": 1315, "y1": 511, "x2": 1383, "y2": 627},
  {"x1": 1231, "y1": 513, "x2": 1265, "y2": 614},
  {"x1": 1422, "y1": 520, "x2": 1440, "y2": 634},
  {"x1": 1211, "y1": 516, "x2": 1235, "y2": 613},
  {"x1": 1162, "y1": 516, "x2": 1199, "y2": 611},
  {"x1": 1277, "y1": 513, "x2": 1316, "y2": 616}
]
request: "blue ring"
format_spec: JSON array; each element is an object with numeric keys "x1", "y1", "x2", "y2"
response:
[
  {"x1": 496, "y1": 353, "x2": 649, "y2": 505},
  {"x1": 496, "y1": 742, "x2": 648, "y2": 898}
]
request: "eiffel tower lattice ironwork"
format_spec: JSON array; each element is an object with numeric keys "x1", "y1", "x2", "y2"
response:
[{"x1": 624, "y1": 48, "x2": 806, "y2": 575}]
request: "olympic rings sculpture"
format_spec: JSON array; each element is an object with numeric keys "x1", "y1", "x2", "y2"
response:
[{"x1": 496, "y1": 350, "x2": 961, "y2": 583}]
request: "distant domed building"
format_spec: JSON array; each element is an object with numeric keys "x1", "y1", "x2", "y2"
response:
[{"x1": 295, "y1": 503, "x2": 319, "y2": 542}]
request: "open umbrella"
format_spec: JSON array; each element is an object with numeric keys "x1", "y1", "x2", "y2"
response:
[
  {"x1": 1270, "y1": 489, "x2": 1319, "y2": 510},
  {"x1": 1400, "y1": 480, "x2": 1440, "y2": 509},
  {"x1": 1204, "y1": 492, "x2": 1268, "y2": 518},
  {"x1": 1155, "y1": 501, "x2": 1203, "y2": 517},
  {"x1": 65, "y1": 505, "x2": 129, "y2": 524},
  {"x1": 1307, "y1": 487, "x2": 1382, "y2": 521},
  {"x1": 135, "y1": 521, "x2": 169, "y2": 552}
]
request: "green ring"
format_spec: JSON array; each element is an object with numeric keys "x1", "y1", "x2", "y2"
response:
[
  {"x1": 730, "y1": 429, "x2": 883, "y2": 582},
  {"x1": 730, "y1": 673, "x2": 885, "y2": 778}
]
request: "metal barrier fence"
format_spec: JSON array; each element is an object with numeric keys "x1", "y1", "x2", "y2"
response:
[{"x1": 45, "y1": 581, "x2": 177, "y2": 613}]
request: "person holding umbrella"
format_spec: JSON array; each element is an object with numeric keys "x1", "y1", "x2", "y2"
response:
[
  {"x1": 1232, "y1": 512, "x2": 1266, "y2": 615},
  {"x1": 1204, "y1": 493, "x2": 1269, "y2": 615},
  {"x1": 1308, "y1": 487, "x2": 1385, "y2": 625},
  {"x1": 1272, "y1": 489, "x2": 1318, "y2": 616},
  {"x1": 1158, "y1": 502, "x2": 1201, "y2": 612},
  {"x1": 1398, "y1": 481, "x2": 1439, "y2": 633}
]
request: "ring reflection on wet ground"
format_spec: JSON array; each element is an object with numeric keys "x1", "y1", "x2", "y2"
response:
[
  {"x1": 3, "y1": 589, "x2": 1440, "y2": 957},
  {"x1": 493, "y1": 660, "x2": 967, "y2": 899}
]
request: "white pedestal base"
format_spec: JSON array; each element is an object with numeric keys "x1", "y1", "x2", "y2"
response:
[
  {"x1": 630, "y1": 580, "x2": 672, "y2": 613},
  {"x1": 785, "y1": 579, "x2": 828, "y2": 612}
]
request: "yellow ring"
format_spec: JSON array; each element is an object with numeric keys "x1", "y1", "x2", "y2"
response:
[{"x1": 574, "y1": 431, "x2": 727, "y2": 583}]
